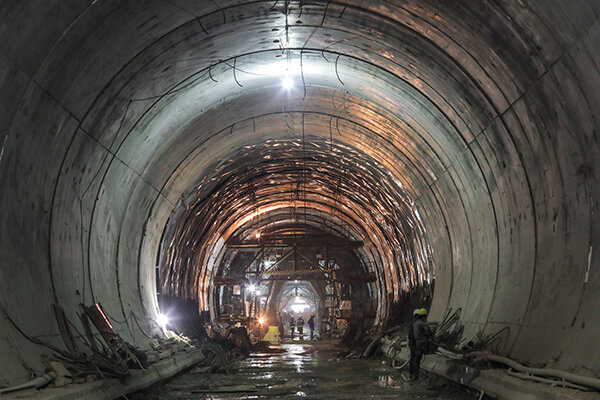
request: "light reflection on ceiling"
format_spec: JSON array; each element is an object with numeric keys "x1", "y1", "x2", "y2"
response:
[{"x1": 160, "y1": 137, "x2": 433, "y2": 324}]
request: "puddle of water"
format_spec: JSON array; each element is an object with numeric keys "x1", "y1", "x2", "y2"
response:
[
  {"x1": 378, "y1": 375, "x2": 402, "y2": 389},
  {"x1": 139, "y1": 342, "x2": 476, "y2": 400}
]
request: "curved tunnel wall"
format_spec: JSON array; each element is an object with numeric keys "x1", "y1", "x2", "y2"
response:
[
  {"x1": 158, "y1": 137, "x2": 433, "y2": 327},
  {"x1": 0, "y1": 0, "x2": 599, "y2": 386}
]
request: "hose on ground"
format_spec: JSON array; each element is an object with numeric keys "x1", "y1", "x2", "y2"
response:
[
  {"x1": 466, "y1": 351, "x2": 600, "y2": 392},
  {"x1": 0, "y1": 372, "x2": 56, "y2": 394},
  {"x1": 506, "y1": 370, "x2": 590, "y2": 391}
]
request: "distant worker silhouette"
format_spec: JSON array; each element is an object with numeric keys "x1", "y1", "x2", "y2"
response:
[
  {"x1": 308, "y1": 314, "x2": 315, "y2": 339},
  {"x1": 297, "y1": 316, "x2": 305, "y2": 339},
  {"x1": 289, "y1": 316, "x2": 296, "y2": 339}
]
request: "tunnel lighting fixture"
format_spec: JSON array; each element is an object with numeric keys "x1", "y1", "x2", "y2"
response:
[
  {"x1": 259, "y1": 317, "x2": 265, "y2": 325},
  {"x1": 254, "y1": 57, "x2": 318, "y2": 80},
  {"x1": 281, "y1": 76, "x2": 293, "y2": 90},
  {"x1": 248, "y1": 284, "x2": 256, "y2": 293},
  {"x1": 157, "y1": 313, "x2": 169, "y2": 330},
  {"x1": 255, "y1": 231, "x2": 262, "y2": 239}
]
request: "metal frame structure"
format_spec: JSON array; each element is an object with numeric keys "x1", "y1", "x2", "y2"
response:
[{"x1": 213, "y1": 232, "x2": 374, "y2": 323}]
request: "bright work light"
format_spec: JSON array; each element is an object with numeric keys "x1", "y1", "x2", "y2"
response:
[{"x1": 281, "y1": 76, "x2": 293, "y2": 90}]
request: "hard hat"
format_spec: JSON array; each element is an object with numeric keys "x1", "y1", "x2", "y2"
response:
[
  {"x1": 413, "y1": 308, "x2": 420, "y2": 315},
  {"x1": 417, "y1": 308, "x2": 428, "y2": 316}
]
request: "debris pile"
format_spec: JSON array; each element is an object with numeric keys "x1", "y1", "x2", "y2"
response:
[
  {"x1": 338, "y1": 308, "x2": 600, "y2": 393},
  {"x1": 0, "y1": 300, "x2": 256, "y2": 396},
  {"x1": 0, "y1": 302, "x2": 154, "y2": 396},
  {"x1": 336, "y1": 323, "x2": 403, "y2": 360},
  {"x1": 195, "y1": 342, "x2": 240, "y2": 374},
  {"x1": 340, "y1": 308, "x2": 481, "y2": 361}
]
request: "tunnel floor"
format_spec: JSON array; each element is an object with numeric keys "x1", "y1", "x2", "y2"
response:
[{"x1": 141, "y1": 342, "x2": 475, "y2": 399}]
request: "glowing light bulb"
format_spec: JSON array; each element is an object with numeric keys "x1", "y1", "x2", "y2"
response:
[
  {"x1": 282, "y1": 76, "x2": 293, "y2": 90},
  {"x1": 259, "y1": 317, "x2": 265, "y2": 325},
  {"x1": 248, "y1": 284, "x2": 256, "y2": 293},
  {"x1": 157, "y1": 313, "x2": 169, "y2": 330}
]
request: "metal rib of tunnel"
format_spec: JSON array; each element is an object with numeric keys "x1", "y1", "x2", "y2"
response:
[
  {"x1": 158, "y1": 137, "x2": 433, "y2": 330},
  {"x1": 0, "y1": 0, "x2": 599, "y2": 393}
]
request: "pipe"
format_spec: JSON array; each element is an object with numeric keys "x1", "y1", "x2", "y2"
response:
[
  {"x1": 0, "y1": 372, "x2": 56, "y2": 394},
  {"x1": 363, "y1": 333, "x2": 384, "y2": 358},
  {"x1": 506, "y1": 371, "x2": 590, "y2": 392},
  {"x1": 466, "y1": 351, "x2": 600, "y2": 391}
]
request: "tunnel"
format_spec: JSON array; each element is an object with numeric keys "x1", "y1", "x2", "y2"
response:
[{"x1": 0, "y1": 0, "x2": 599, "y2": 397}]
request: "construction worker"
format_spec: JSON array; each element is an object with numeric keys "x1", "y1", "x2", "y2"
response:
[
  {"x1": 297, "y1": 316, "x2": 305, "y2": 339},
  {"x1": 408, "y1": 308, "x2": 433, "y2": 380},
  {"x1": 290, "y1": 316, "x2": 296, "y2": 339},
  {"x1": 308, "y1": 314, "x2": 315, "y2": 340}
]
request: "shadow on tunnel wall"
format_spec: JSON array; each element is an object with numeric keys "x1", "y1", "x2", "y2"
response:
[
  {"x1": 341, "y1": 281, "x2": 433, "y2": 347},
  {"x1": 385, "y1": 282, "x2": 434, "y2": 329}
]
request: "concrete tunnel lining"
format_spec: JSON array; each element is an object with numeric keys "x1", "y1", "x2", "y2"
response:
[{"x1": 0, "y1": 0, "x2": 599, "y2": 390}]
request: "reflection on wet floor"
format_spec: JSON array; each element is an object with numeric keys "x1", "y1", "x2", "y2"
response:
[{"x1": 145, "y1": 342, "x2": 475, "y2": 399}]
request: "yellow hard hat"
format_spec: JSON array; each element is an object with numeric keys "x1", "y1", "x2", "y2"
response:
[{"x1": 417, "y1": 308, "x2": 428, "y2": 316}]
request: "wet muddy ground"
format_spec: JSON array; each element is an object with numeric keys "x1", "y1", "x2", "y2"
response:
[{"x1": 141, "y1": 342, "x2": 476, "y2": 399}]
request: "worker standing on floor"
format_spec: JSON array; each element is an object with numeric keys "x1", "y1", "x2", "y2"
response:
[
  {"x1": 408, "y1": 308, "x2": 433, "y2": 380},
  {"x1": 290, "y1": 316, "x2": 296, "y2": 339},
  {"x1": 308, "y1": 314, "x2": 315, "y2": 339},
  {"x1": 297, "y1": 316, "x2": 305, "y2": 339}
]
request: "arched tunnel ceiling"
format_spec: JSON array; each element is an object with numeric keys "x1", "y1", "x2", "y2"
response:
[
  {"x1": 159, "y1": 137, "x2": 432, "y2": 318},
  {"x1": 0, "y1": 0, "x2": 599, "y2": 386}
]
